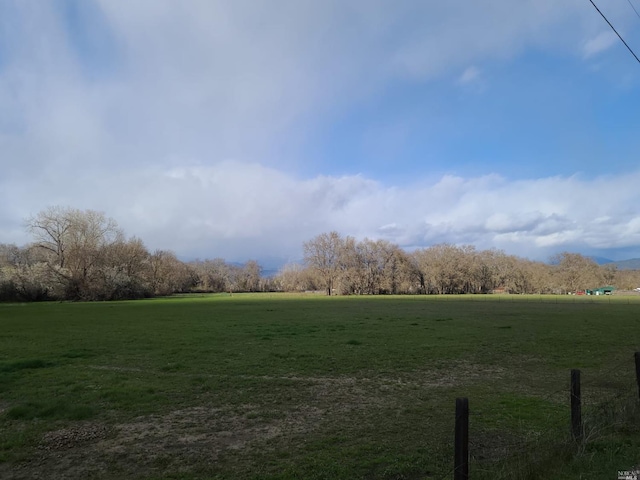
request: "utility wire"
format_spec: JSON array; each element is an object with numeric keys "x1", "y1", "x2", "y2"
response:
[
  {"x1": 588, "y1": 0, "x2": 640, "y2": 64},
  {"x1": 625, "y1": 0, "x2": 640, "y2": 21}
]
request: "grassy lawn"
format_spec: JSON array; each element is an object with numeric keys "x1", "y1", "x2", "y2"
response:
[{"x1": 0, "y1": 294, "x2": 639, "y2": 479}]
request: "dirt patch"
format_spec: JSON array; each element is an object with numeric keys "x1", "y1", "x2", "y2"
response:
[
  {"x1": 40, "y1": 423, "x2": 109, "y2": 451},
  {"x1": 2, "y1": 366, "x2": 508, "y2": 479},
  {"x1": 2, "y1": 403, "x2": 327, "y2": 480},
  {"x1": 101, "y1": 405, "x2": 318, "y2": 458},
  {"x1": 86, "y1": 363, "x2": 506, "y2": 387}
]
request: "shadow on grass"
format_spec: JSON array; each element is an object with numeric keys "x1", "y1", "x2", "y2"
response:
[
  {"x1": 6, "y1": 401, "x2": 96, "y2": 421},
  {"x1": 0, "y1": 359, "x2": 54, "y2": 373}
]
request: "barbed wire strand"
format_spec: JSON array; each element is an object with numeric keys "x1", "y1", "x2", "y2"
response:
[{"x1": 460, "y1": 358, "x2": 639, "y2": 477}]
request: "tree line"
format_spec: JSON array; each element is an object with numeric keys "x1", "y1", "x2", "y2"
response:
[
  {"x1": 0, "y1": 207, "x2": 269, "y2": 301},
  {"x1": 1, "y1": 208, "x2": 639, "y2": 302},
  {"x1": 296, "y1": 232, "x2": 640, "y2": 295}
]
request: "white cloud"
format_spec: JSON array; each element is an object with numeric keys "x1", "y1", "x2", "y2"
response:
[
  {"x1": 2, "y1": 162, "x2": 640, "y2": 262},
  {"x1": 457, "y1": 66, "x2": 480, "y2": 85},
  {"x1": 0, "y1": 1, "x2": 604, "y2": 172},
  {"x1": 583, "y1": 31, "x2": 617, "y2": 58}
]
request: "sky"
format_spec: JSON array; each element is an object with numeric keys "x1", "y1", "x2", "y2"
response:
[{"x1": 1, "y1": 0, "x2": 640, "y2": 267}]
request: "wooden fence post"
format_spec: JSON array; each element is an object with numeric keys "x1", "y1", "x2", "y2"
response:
[
  {"x1": 635, "y1": 352, "x2": 640, "y2": 401},
  {"x1": 571, "y1": 369, "x2": 582, "y2": 441},
  {"x1": 454, "y1": 397, "x2": 469, "y2": 480}
]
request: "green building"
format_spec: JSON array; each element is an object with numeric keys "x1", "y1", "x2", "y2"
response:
[{"x1": 586, "y1": 286, "x2": 615, "y2": 295}]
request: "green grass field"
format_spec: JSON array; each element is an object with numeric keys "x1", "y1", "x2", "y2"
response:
[{"x1": 1, "y1": 294, "x2": 639, "y2": 479}]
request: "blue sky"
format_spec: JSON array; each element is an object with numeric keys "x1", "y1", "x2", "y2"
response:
[{"x1": 1, "y1": 0, "x2": 640, "y2": 266}]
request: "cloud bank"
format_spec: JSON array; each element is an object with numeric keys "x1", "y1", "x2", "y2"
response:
[{"x1": 2, "y1": 162, "x2": 639, "y2": 263}]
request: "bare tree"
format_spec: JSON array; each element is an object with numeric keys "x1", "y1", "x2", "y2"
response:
[
  {"x1": 614, "y1": 268, "x2": 640, "y2": 290},
  {"x1": 552, "y1": 252, "x2": 603, "y2": 293},
  {"x1": 602, "y1": 263, "x2": 617, "y2": 286},
  {"x1": 237, "y1": 260, "x2": 262, "y2": 292},
  {"x1": 190, "y1": 258, "x2": 230, "y2": 292},
  {"x1": 413, "y1": 244, "x2": 470, "y2": 294},
  {"x1": 1, "y1": 244, "x2": 42, "y2": 301},
  {"x1": 26, "y1": 207, "x2": 123, "y2": 299},
  {"x1": 148, "y1": 250, "x2": 195, "y2": 296},
  {"x1": 336, "y1": 236, "x2": 363, "y2": 294},
  {"x1": 276, "y1": 263, "x2": 316, "y2": 292},
  {"x1": 96, "y1": 237, "x2": 152, "y2": 299},
  {"x1": 303, "y1": 231, "x2": 343, "y2": 295},
  {"x1": 356, "y1": 239, "x2": 402, "y2": 294}
]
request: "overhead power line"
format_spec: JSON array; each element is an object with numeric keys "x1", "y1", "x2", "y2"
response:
[
  {"x1": 625, "y1": 0, "x2": 640, "y2": 21},
  {"x1": 588, "y1": 0, "x2": 640, "y2": 64}
]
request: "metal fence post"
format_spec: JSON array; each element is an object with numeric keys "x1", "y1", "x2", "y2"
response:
[{"x1": 454, "y1": 397, "x2": 469, "y2": 479}]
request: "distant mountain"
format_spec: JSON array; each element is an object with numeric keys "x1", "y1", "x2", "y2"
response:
[
  {"x1": 261, "y1": 268, "x2": 280, "y2": 278},
  {"x1": 586, "y1": 256, "x2": 640, "y2": 270},
  {"x1": 588, "y1": 256, "x2": 615, "y2": 265},
  {"x1": 229, "y1": 262, "x2": 280, "y2": 277},
  {"x1": 609, "y1": 258, "x2": 640, "y2": 270}
]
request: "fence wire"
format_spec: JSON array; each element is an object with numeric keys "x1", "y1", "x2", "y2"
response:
[
  {"x1": 446, "y1": 353, "x2": 640, "y2": 479},
  {"x1": 400, "y1": 351, "x2": 638, "y2": 479}
]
